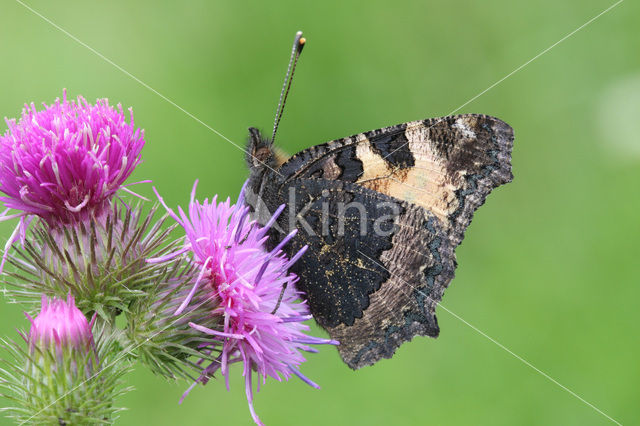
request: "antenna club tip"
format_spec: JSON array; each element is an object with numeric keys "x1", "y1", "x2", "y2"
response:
[{"x1": 294, "y1": 31, "x2": 305, "y2": 52}]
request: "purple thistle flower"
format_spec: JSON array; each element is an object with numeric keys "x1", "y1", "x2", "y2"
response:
[
  {"x1": 0, "y1": 91, "x2": 146, "y2": 268},
  {"x1": 152, "y1": 181, "x2": 338, "y2": 425},
  {"x1": 26, "y1": 293, "x2": 96, "y2": 354}
]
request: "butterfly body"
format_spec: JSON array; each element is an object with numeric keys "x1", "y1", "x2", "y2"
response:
[{"x1": 244, "y1": 114, "x2": 514, "y2": 369}]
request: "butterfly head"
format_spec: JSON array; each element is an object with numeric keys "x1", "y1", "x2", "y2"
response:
[{"x1": 246, "y1": 127, "x2": 276, "y2": 171}]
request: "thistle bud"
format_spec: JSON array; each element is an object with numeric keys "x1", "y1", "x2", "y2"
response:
[
  {"x1": 0, "y1": 295, "x2": 130, "y2": 424},
  {"x1": 27, "y1": 294, "x2": 96, "y2": 355}
]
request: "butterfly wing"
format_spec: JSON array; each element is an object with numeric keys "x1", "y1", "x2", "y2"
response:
[
  {"x1": 271, "y1": 178, "x2": 456, "y2": 369},
  {"x1": 278, "y1": 114, "x2": 514, "y2": 246},
  {"x1": 248, "y1": 114, "x2": 513, "y2": 368}
]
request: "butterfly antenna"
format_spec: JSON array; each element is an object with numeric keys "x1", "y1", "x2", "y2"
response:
[{"x1": 271, "y1": 31, "x2": 306, "y2": 144}]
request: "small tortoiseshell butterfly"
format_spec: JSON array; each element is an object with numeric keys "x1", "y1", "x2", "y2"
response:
[{"x1": 244, "y1": 32, "x2": 514, "y2": 369}]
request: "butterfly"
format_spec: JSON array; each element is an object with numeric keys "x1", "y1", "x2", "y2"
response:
[{"x1": 243, "y1": 32, "x2": 514, "y2": 369}]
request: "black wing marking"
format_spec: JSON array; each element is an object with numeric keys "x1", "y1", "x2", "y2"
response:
[{"x1": 271, "y1": 178, "x2": 456, "y2": 369}]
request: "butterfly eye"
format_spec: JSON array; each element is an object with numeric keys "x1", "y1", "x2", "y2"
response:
[
  {"x1": 246, "y1": 127, "x2": 275, "y2": 169},
  {"x1": 254, "y1": 146, "x2": 273, "y2": 163}
]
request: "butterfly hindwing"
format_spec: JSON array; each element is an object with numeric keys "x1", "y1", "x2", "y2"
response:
[{"x1": 270, "y1": 178, "x2": 456, "y2": 369}]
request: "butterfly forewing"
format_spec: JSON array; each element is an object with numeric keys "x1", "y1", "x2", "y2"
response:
[{"x1": 278, "y1": 114, "x2": 514, "y2": 245}]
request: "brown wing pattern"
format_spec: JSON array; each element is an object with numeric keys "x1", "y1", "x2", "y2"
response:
[{"x1": 278, "y1": 114, "x2": 514, "y2": 246}]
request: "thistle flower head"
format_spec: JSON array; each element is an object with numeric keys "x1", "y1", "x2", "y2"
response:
[
  {"x1": 153, "y1": 182, "x2": 337, "y2": 425},
  {"x1": 27, "y1": 293, "x2": 95, "y2": 352},
  {"x1": 0, "y1": 90, "x2": 145, "y2": 226}
]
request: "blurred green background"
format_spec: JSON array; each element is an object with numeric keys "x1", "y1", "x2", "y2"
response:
[{"x1": 1, "y1": 0, "x2": 638, "y2": 424}]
